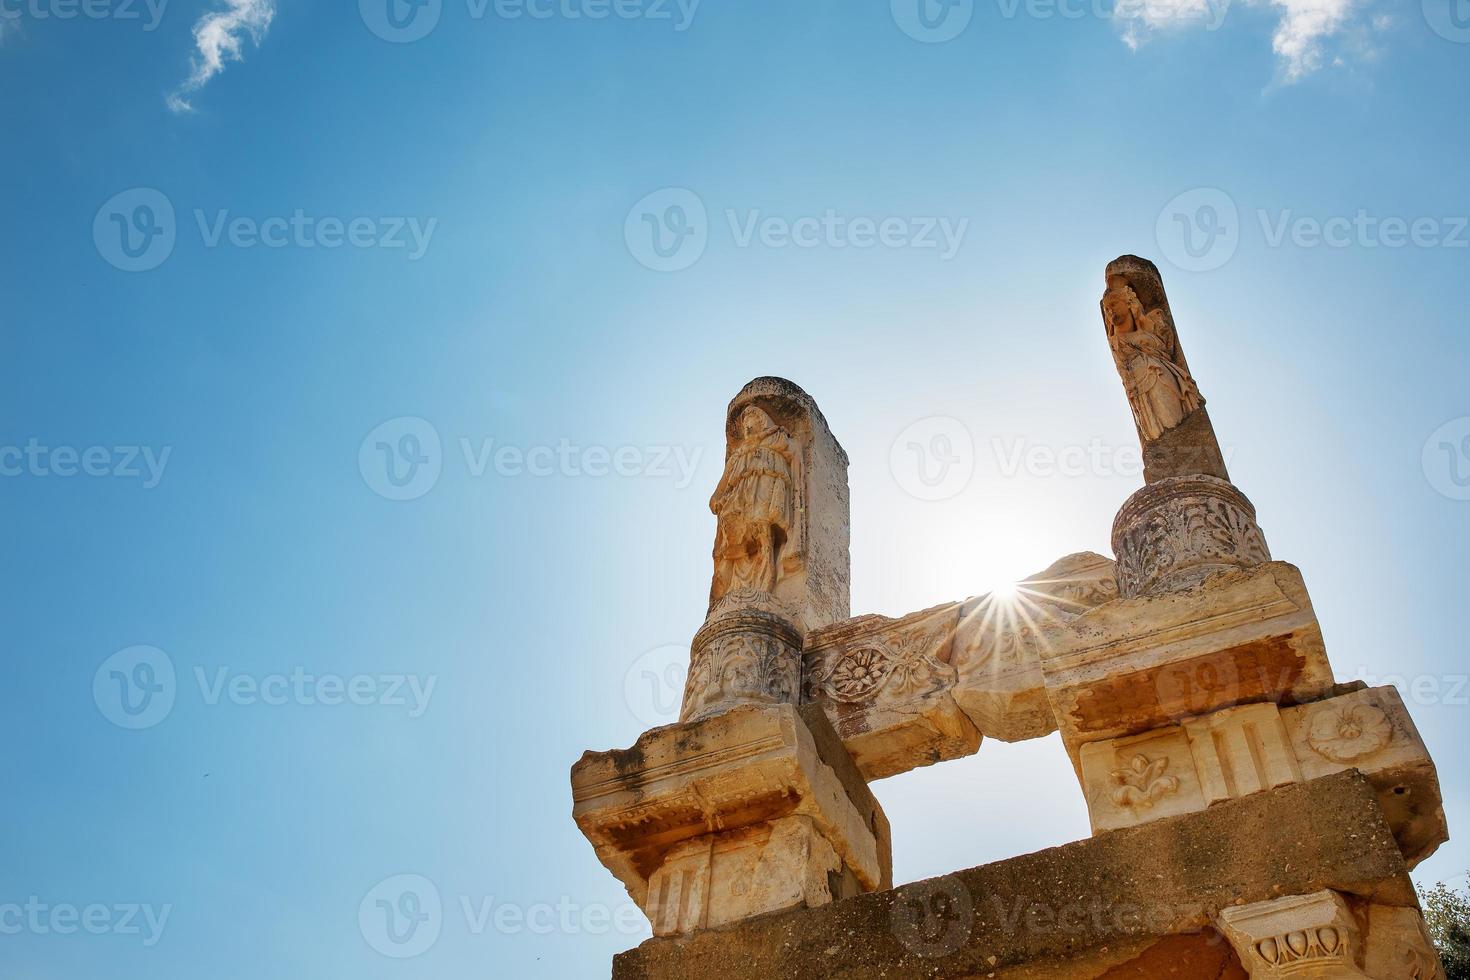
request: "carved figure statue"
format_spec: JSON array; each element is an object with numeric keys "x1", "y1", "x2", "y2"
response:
[
  {"x1": 1102, "y1": 272, "x2": 1201, "y2": 441},
  {"x1": 710, "y1": 406, "x2": 802, "y2": 602}
]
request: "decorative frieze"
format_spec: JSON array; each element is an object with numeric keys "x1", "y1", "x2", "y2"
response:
[
  {"x1": 681, "y1": 609, "x2": 802, "y2": 724},
  {"x1": 1112, "y1": 475, "x2": 1272, "y2": 598},
  {"x1": 1216, "y1": 891, "x2": 1368, "y2": 978}
]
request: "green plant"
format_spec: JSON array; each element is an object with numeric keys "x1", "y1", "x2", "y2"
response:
[{"x1": 1421, "y1": 874, "x2": 1470, "y2": 979}]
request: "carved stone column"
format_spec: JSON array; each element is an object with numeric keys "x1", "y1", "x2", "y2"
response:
[
  {"x1": 680, "y1": 377, "x2": 851, "y2": 723},
  {"x1": 1101, "y1": 257, "x2": 1272, "y2": 599}
]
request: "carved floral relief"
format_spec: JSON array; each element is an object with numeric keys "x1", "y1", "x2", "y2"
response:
[
  {"x1": 1109, "y1": 754, "x2": 1180, "y2": 810},
  {"x1": 1306, "y1": 702, "x2": 1393, "y2": 764},
  {"x1": 808, "y1": 625, "x2": 955, "y2": 708}
]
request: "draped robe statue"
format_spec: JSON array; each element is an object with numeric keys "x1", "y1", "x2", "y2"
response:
[
  {"x1": 1102, "y1": 272, "x2": 1202, "y2": 442},
  {"x1": 709, "y1": 406, "x2": 802, "y2": 603}
]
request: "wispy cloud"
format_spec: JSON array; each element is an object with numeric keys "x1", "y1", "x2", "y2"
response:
[
  {"x1": 1115, "y1": 0, "x2": 1389, "y2": 82},
  {"x1": 1263, "y1": 0, "x2": 1362, "y2": 80},
  {"x1": 166, "y1": 0, "x2": 275, "y2": 113}
]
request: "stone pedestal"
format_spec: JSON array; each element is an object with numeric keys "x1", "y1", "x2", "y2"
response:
[
  {"x1": 570, "y1": 703, "x2": 890, "y2": 937},
  {"x1": 681, "y1": 606, "x2": 802, "y2": 724},
  {"x1": 1112, "y1": 476, "x2": 1271, "y2": 598}
]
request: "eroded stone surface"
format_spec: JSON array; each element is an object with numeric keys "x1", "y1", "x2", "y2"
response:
[
  {"x1": 705, "y1": 377, "x2": 850, "y2": 634},
  {"x1": 1112, "y1": 476, "x2": 1272, "y2": 598},
  {"x1": 571, "y1": 703, "x2": 887, "y2": 935},
  {"x1": 611, "y1": 773, "x2": 1415, "y2": 979}
]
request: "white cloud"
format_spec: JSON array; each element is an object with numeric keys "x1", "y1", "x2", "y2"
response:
[
  {"x1": 1263, "y1": 0, "x2": 1361, "y2": 80},
  {"x1": 166, "y1": 0, "x2": 275, "y2": 113},
  {"x1": 1114, "y1": 0, "x2": 1383, "y2": 82}
]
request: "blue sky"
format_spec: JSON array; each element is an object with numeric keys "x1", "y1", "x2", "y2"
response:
[{"x1": 2, "y1": 0, "x2": 1469, "y2": 976}]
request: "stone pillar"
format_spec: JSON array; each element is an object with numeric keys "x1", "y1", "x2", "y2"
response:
[
  {"x1": 681, "y1": 377, "x2": 851, "y2": 723},
  {"x1": 1102, "y1": 256, "x2": 1273, "y2": 600},
  {"x1": 573, "y1": 379, "x2": 881, "y2": 940}
]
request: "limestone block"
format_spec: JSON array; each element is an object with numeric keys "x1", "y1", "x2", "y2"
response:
[
  {"x1": 1081, "y1": 702, "x2": 1300, "y2": 833},
  {"x1": 1076, "y1": 687, "x2": 1445, "y2": 873},
  {"x1": 1282, "y1": 686, "x2": 1447, "y2": 868},
  {"x1": 570, "y1": 703, "x2": 886, "y2": 934},
  {"x1": 1041, "y1": 561, "x2": 1336, "y2": 769},
  {"x1": 1217, "y1": 891, "x2": 1370, "y2": 978},
  {"x1": 1361, "y1": 903, "x2": 1447, "y2": 980},
  {"x1": 802, "y1": 601, "x2": 979, "y2": 781}
]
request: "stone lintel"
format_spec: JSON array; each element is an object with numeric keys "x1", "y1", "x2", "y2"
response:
[
  {"x1": 611, "y1": 772, "x2": 1414, "y2": 980},
  {"x1": 800, "y1": 552, "x2": 1119, "y2": 781}
]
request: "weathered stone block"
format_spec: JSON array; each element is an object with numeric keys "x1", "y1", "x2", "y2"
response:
[
  {"x1": 1282, "y1": 685, "x2": 1447, "y2": 868},
  {"x1": 1041, "y1": 561, "x2": 1337, "y2": 769},
  {"x1": 802, "y1": 601, "x2": 979, "y2": 781},
  {"x1": 571, "y1": 703, "x2": 888, "y2": 935},
  {"x1": 611, "y1": 772, "x2": 1416, "y2": 979}
]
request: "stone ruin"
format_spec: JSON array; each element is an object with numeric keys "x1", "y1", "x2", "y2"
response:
[{"x1": 570, "y1": 256, "x2": 1450, "y2": 978}]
